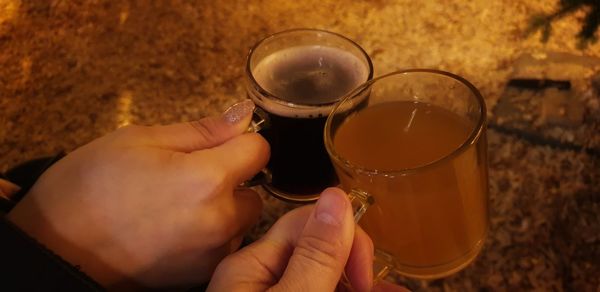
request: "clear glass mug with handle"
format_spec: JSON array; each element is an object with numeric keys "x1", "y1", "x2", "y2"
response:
[
  {"x1": 245, "y1": 28, "x2": 373, "y2": 203},
  {"x1": 324, "y1": 69, "x2": 489, "y2": 280}
]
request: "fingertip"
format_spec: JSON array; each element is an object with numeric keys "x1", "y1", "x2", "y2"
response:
[
  {"x1": 233, "y1": 188, "x2": 264, "y2": 224},
  {"x1": 228, "y1": 235, "x2": 245, "y2": 254},
  {"x1": 321, "y1": 187, "x2": 348, "y2": 198},
  {"x1": 315, "y1": 187, "x2": 351, "y2": 227},
  {"x1": 230, "y1": 133, "x2": 270, "y2": 164},
  {"x1": 314, "y1": 187, "x2": 350, "y2": 226},
  {"x1": 360, "y1": 227, "x2": 375, "y2": 291},
  {"x1": 234, "y1": 133, "x2": 271, "y2": 179},
  {"x1": 236, "y1": 187, "x2": 263, "y2": 206},
  {"x1": 245, "y1": 132, "x2": 271, "y2": 162},
  {"x1": 357, "y1": 225, "x2": 375, "y2": 257},
  {"x1": 223, "y1": 99, "x2": 255, "y2": 127}
]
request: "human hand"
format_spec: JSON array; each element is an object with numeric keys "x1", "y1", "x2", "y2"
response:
[
  {"x1": 0, "y1": 178, "x2": 20, "y2": 200},
  {"x1": 7, "y1": 100, "x2": 269, "y2": 290},
  {"x1": 208, "y1": 188, "x2": 409, "y2": 292}
]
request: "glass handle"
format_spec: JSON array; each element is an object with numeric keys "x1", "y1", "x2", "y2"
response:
[
  {"x1": 247, "y1": 107, "x2": 269, "y2": 133},
  {"x1": 241, "y1": 107, "x2": 271, "y2": 188},
  {"x1": 373, "y1": 249, "x2": 394, "y2": 283},
  {"x1": 348, "y1": 189, "x2": 374, "y2": 222},
  {"x1": 342, "y1": 188, "x2": 395, "y2": 288},
  {"x1": 340, "y1": 250, "x2": 394, "y2": 288}
]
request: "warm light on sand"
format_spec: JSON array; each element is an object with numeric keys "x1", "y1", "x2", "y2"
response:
[
  {"x1": 117, "y1": 90, "x2": 133, "y2": 127},
  {"x1": 19, "y1": 56, "x2": 31, "y2": 84},
  {"x1": 0, "y1": 0, "x2": 19, "y2": 26}
]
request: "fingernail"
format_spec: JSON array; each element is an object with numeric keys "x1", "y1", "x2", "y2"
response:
[
  {"x1": 223, "y1": 99, "x2": 255, "y2": 125},
  {"x1": 315, "y1": 188, "x2": 347, "y2": 226}
]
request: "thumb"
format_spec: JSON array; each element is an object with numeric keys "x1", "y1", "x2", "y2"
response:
[
  {"x1": 274, "y1": 188, "x2": 355, "y2": 292},
  {"x1": 144, "y1": 99, "x2": 255, "y2": 152}
]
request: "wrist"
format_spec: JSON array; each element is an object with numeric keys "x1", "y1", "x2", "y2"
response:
[{"x1": 6, "y1": 194, "x2": 139, "y2": 289}]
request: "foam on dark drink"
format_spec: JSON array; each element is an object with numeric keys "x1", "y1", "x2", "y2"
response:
[{"x1": 252, "y1": 45, "x2": 369, "y2": 118}]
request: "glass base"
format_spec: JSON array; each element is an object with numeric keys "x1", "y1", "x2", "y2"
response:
[
  {"x1": 261, "y1": 184, "x2": 320, "y2": 203},
  {"x1": 390, "y1": 237, "x2": 486, "y2": 280}
]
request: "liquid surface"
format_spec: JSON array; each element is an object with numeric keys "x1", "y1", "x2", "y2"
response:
[
  {"x1": 333, "y1": 101, "x2": 470, "y2": 170},
  {"x1": 253, "y1": 46, "x2": 368, "y2": 107},
  {"x1": 333, "y1": 101, "x2": 488, "y2": 278}
]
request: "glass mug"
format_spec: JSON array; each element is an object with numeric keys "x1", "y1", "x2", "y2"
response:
[
  {"x1": 324, "y1": 69, "x2": 489, "y2": 279},
  {"x1": 246, "y1": 28, "x2": 373, "y2": 203}
]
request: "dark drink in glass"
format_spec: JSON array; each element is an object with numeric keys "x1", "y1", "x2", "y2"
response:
[{"x1": 246, "y1": 29, "x2": 373, "y2": 202}]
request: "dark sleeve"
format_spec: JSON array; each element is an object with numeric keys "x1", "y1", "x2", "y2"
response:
[{"x1": 0, "y1": 216, "x2": 104, "y2": 291}]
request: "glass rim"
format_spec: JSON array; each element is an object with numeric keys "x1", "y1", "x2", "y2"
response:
[
  {"x1": 324, "y1": 69, "x2": 487, "y2": 177},
  {"x1": 245, "y1": 28, "x2": 374, "y2": 109}
]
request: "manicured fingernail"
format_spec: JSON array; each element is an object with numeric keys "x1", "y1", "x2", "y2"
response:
[
  {"x1": 315, "y1": 188, "x2": 347, "y2": 226},
  {"x1": 223, "y1": 99, "x2": 255, "y2": 125}
]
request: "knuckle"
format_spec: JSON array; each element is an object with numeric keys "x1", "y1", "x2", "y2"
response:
[
  {"x1": 203, "y1": 166, "x2": 229, "y2": 190},
  {"x1": 189, "y1": 162, "x2": 228, "y2": 193},
  {"x1": 248, "y1": 133, "x2": 270, "y2": 154},
  {"x1": 294, "y1": 234, "x2": 342, "y2": 271},
  {"x1": 189, "y1": 119, "x2": 219, "y2": 143}
]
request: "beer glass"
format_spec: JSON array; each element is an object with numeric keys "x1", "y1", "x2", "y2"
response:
[
  {"x1": 246, "y1": 29, "x2": 373, "y2": 203},
  {"x1": 324, "y1": 69, "x2": 489, "y2": 279}
]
